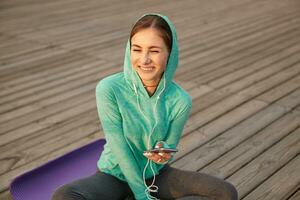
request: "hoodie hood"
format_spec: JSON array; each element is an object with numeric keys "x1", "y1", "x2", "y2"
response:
[{"x1": 123, "y1": 13, "x2": 179, "y2": 98}]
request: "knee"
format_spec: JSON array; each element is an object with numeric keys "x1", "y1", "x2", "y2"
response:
[
  {"x1": 222, "y1": 181, "x2": 238, "y2": 200},
  {"x1": 51, "y1": 184, "x2": 84, "y2": 200}
]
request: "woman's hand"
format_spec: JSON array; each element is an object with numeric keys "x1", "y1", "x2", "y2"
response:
[{"x1": 143, "y1": 151, "x2": 171, "y2": 164}]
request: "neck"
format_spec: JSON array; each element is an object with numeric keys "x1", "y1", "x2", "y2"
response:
[
  {"x1": 145, "y1": 86, "x2": 157, "y2": 97},
  {"x1": 143, "y1": 84, "x2": 158, "y2": 87},
  {"x1": 141, "y1": 80, "x2": 159, "y2": 97},
  {"x1": 141, "y1": 79, "x2": 159, "y2": 87}
]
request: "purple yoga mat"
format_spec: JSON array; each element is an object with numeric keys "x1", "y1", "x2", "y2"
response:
[{"x1": 10, "y1": 139, "x2": 106, "y2": 200}]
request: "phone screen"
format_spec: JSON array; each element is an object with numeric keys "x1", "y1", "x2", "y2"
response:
[{"x1": 146, "y1": 148, "x2": 178, "y2": 153}]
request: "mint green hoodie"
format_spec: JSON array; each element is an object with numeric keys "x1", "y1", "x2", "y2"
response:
[{"x1": 95, "y1": 13, "x2": 192, "y2": 200}]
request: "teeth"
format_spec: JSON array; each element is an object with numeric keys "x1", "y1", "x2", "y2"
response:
[{"x1": 140, "y1": 66, "x2": 154, "y2": 71}]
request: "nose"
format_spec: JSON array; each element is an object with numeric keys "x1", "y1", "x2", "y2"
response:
[{"x1": 141, "y1": 53, "x2": 151, "y2": 64}]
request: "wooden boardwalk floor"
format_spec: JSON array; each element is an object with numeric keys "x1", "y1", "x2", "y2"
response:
[{"x1": 1, "y1": 0, "x2": 300, "y2": 199}]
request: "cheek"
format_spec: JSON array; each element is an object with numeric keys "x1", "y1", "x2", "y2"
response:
[
  {"x1": 157, "y1": 55, "x2": 168, "y2": 69},
  {"x1": 130, "y1": 55, "x2": 138, "y2": 66}
]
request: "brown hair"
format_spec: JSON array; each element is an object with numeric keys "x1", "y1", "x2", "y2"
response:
[{"x1": 130, "y1": 15, "x2": 172, "y2": 52}]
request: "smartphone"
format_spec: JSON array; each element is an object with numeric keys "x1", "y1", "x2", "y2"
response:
[{"x1": 144, "y1": 148, "x2": 178, "y2": 153}]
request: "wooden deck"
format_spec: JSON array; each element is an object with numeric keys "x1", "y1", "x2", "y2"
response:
[{"x1": 1, "y1": 0, "x2": 300, "y2": 199}]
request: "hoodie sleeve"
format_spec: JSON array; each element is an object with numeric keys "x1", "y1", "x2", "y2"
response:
[
  {"x1": 165, "y1": 95, "x2": 192, "y2": 151},
  {"x1": 95, "y1": 80, "x2": 148, "y2": 200}
]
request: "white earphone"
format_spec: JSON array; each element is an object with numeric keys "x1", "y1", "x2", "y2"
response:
[{"x1": 128, "y1": 70, "x2": 166, "y2": 200}]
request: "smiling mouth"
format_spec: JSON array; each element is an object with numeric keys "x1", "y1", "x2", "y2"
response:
[{"x1": 139, "y1": 66, "x2": 155, "y2": 71}]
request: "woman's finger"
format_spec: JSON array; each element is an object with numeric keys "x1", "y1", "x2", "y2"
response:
[
  {"x1": 155, "y1": 153, "x2": 171, "y2": 163},
  {"x1": 159, "y1": 152, "x2": 171, "y2": 159},
  {"x1": 143, "y1": 152, "x2": 159, "y2": 160},
  {"x1": 143, "y1": 152, "x2": 172, "y2": 164}
]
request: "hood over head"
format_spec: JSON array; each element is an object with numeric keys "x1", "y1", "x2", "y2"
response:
[{"x1": 123, "y1": 13, "x2": 179, "y2": 98}]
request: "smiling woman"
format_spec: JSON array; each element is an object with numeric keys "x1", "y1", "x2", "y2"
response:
[
  {"x1": 131, "y1": 28, "x2": 169, "y2": 96},
  {"x1": 130, "y1": 15, "x2": 172, "y2": 96},
  {"x1": 51, "y1": 13, "x2": 238, "y2": 200}
]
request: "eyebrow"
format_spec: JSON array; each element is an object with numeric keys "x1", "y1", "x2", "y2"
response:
[{"x1": 131, "y1": 44, "x2": 162, "y2": 49}]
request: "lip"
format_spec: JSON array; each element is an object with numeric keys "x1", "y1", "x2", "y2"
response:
[{"x1": 139, "y1": 65, "x2": 155, "y2": 72}]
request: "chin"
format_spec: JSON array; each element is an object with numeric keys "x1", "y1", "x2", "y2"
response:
[{"x1": 139, "y1": 76, "x2": 156, "y2": 82}]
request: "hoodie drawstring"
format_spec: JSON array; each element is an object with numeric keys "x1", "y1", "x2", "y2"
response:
[{"x1": 130, "y1": 74, "x2": 166, "y2": 200}]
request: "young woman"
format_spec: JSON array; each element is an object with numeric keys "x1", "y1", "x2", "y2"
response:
[{"x1": 52, "y1": 13, "x2": 238, "y2": 200}]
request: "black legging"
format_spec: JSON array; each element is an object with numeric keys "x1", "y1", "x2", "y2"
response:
[{"x1": 51, "y1": 164, "x2": 238, "y2": 200}]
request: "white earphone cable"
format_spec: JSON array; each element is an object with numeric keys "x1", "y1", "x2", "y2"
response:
[
  {"x1": 140, "y1": 75, "x2": 166, "y2": 200},
  {"x1": 129, "y1": 71, "x2": 167, "y2": 200}
]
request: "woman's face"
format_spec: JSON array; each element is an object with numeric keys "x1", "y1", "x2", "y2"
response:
[{"x1": 130, "y1": 28, "x2": 169, "y2": 85}]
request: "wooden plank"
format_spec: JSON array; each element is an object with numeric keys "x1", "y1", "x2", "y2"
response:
[
  {"x1": 0, "y1": 34, "x2": 17, "y2": 47},
  {"x1": 178, "y1": 72, "x2": 300, "y2": 157},
  {"x1": 184, "y1": 92, "x2": 267, "y2": 135},
  {"x1": 179, "y1": 10, "x2": 299, "y2": 57},
  {"x1": 200, "y1": 112, "x2": 300, "y2": 179},
  {"x1": 83, "y1": 2, "x2": 297, "y2": 61},
  {"x1": 178, "y1": 13, "x2": 300, "y2": 74},
  {"x1": 0, "y1": 131, "x2": 101, "y2": 192},
  {"x1": 184, "y1": 30, "x2": 300, "y2": 87},
  {"x1": 0, "y1": 0, "x2": 59, "y2": 10},
  {"x1": 176, "y1": 0, "x2": 300, "y2": 47},
  {"x1": 0, "y1": 39, "x2": 48, "y2": 60},
  {"x1": 242, "y1": 153, "x2": 300, "y2": 200},
  {"x1": 186, "y1": 84, "x2": 215, "y2": 100},
  {"x1": 0, "y1": 57, "x2": 105, "y2": 97},
  {"x1": 0, "y1": 0, "x2": 94, "y2": 17},
  {"x1": 178, "y1": 11, "x2": 300, "y2": 75},
  {"x1": 0, "y1": 61, "x2": 117, "y2": 114},
  {"x1": 239, "y1": 71, "x2": 300, "y2": 110},
  {"x1": 271, "y1": 85, "x2": 300, "y2": 111},
  {"x1": 7, "y1": 0, "x2": 174, "y2": 39},
  {"x1": 0, "y1": 118, "x2": 102, "y2": 176},
  {"x1": 0, "y1": 99, "x2": 95, "y2": 146},
  {"x1": 175, "y1": 97, "x2": 268, "y2": 159},
  {"x1": 205, "y1": 44, "x2": 300, "y2": 90},
  {"x1": 198, "y1": 74, "x2": 300, "y2": 175},
  {"x1": 255, "y1": 75, "x2": 300, "y2": 106},
  {"x1": 0, "y1": 0, "x2": 135, "y2": 32},
  {"x1": 65, "y1": 33, "x2": 128, "y2": 60},
  {"x1": 186, "y1": 62, "x2": 300, "y2": 135},
  {"x1": 0, "y1": 1, "x2": 233, "y2": 104},
  {"x1": 178, "y1": 79, "x2": 300, "y2": 157},
  {"x1": 173, "y1": 12, "x2": 295, "y2": 79},
  {"x1": 0, "y1": 189, "x2": 12, "y2": 200},
  {"x1": 0, "y1": 109, "x2": 98, "y2": 159},
  {"x1": 0, "y1": 52, "x2": 102, "y2": 94},
  {"x1": 0, "y1": 86, "x2": 96, "y2": 125},
  {"x1": 0, "y1": 0, "x2": 288, "y2": 68},
  {"x1": 288, "y1": 189, "x2": 300, "y2": 200},
  {"x1": 172, "y1": 102, "x2": 286, "y2": 169},
  {"x1": 49, "y1": 0, "x2": 244, "y2": 34},
  {"x1": 0, "y1": 58, "x2": 105, "y2": 106},
  {"x1": 0, "y1": 47, "x2": 67, "y2": 74},
  {"x1": 56, "y1": 2, "x2": 198, "y2": 50},
  {"x1": 177, "y1": 0, "x2": 287, "y2": 55},
  {"x1": 30, "y1": 1, "x2": 296, "y2": 70},
  {"x1": 225, "y1": 55, "x2": 300, "y2": 110},
  {"x1": 228, "y1": 127, "x2": 300, "y2": 198},
  {"x1": 0, "y1": 78, "x2": 111, "y2": 137},
  {"x1": 0, "y1": 110, "x2": 101, "y2": 175},
  {"x1": 190, "y1": 52, "x2": 300, "y2": 116},
  {"x1": 184, "y1": 46, "x2": 300, "y2": 89},
  {"x1": 238, "y1": 73, "x2": 300, "y2": 106}
]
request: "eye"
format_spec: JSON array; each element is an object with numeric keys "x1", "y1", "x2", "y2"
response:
[
  {"x1": 132, "y1": 49, "x2": 141, "y2": 52},
  {"x1": 151, "y1": 50, "x2": 159, "y2": 53}
]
